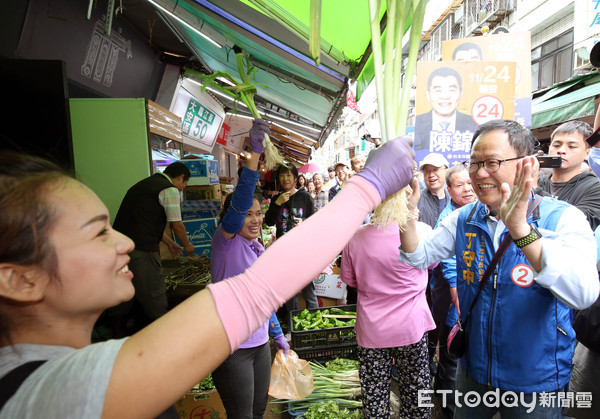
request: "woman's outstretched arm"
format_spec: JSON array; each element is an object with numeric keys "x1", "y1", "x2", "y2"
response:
[{"x1": 104, "y1": 137, "x2": 414, "y2": 419}]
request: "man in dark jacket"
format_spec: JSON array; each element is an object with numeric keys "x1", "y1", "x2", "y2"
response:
[
  {"x1": 538, "y1": 120, "x2": 600, "y2": 230},
  {"x1": 111, "y1": 162, "x2": 195, "y2": 334}
]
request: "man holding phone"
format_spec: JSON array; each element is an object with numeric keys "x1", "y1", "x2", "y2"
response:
[{"x1": 538, "y1": 120, "x2": 600, "y2": 230}]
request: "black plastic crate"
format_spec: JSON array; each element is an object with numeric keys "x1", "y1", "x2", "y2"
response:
[
  {"x1": 290, "y1": 304, "x2": 356, "y2": 350},
  {"x1": 295, "y1": 343, "x2": 358, "y2": 364}
]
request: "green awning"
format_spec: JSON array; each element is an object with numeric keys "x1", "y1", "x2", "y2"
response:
[
  {"x1": 531, "y1": 80, "x2": 600, "y2": 129},
  {"x1": 531, "y1": 79, "x2": 579, "y2": 107}
]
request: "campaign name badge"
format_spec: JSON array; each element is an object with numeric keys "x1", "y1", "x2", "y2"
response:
[{"x1": 511, "y1": 264, "x2": 534, "y2": 287}]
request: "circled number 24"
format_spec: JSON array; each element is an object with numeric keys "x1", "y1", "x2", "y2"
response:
[{"x1": 472, "y1": 96, "x2": 505, "y2": 125}]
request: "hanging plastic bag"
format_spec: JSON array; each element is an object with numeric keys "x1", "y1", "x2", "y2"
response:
[{"x1": 268, "y1": 349, "x2": 314, "y2": 400}]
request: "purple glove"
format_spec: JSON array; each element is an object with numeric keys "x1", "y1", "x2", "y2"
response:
[
  {"x1": 249, "y1": 119, "x2": 270, "y2": 154},
  {"x1": 356, "y1": 136, "x2": 415, "y2": 201},
  {"x1": 274, "y1": 334, "x2": 290, "y2": 355}
]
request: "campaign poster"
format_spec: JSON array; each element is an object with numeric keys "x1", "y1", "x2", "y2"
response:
[
  {"x1": 442, "y1": 32, "x2": 532, "y2": 127},
  {"x1": 414, "y1": 61, "x2": 515, "y2": 166}
]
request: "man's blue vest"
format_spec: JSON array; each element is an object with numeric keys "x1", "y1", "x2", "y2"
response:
[{"x1": 455, "y1": 197, "x2": 573, "y2": 393}]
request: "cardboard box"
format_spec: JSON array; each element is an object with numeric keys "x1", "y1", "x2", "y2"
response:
[
  {"x1": 220, "y1": 183, "x2": 234, "y2": 195},
  {"x1": 181, "y1": 159, "x2": 220, "y2": 185},
  {"x1": 181, "y1": 200, "x2": 221, "y2": 221},
  {"x1": 313, "y1": 274, "x2": 347, "y2": 299},
  {"x1": 297, "y1": 295, "x2": 343, "y2": 309},
  {"x1": 194, "y1": 244, "x2": 212, "y2": 258},
  {"x1": 175, "y1": 389, "x2": 225, "y2": 418},
  {"x1": 185, "y1": 184, "x2": 222, "y2": 201},
  {"x1": 175, "y1": 390, "x2": 284, "y2": 419},
  {"x1": 219, "y1": 176, "x2": 234, "y2": 185},
  {"x1": 176, "y1": 218, "x2": 218, "y2": 252}
]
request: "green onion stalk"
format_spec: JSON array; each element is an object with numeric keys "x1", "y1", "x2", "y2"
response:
[
  {"x1": 183, "y1": 52, "x2": 284, "y2": 171},
  {"x1": 309, "y1": 0, "x2": 322, "y2": 65},
  {"x1": 368, "y1": 0, "x2": 428, "y2": 228},
  {"x1": 246, "y1": 0, "x2": 342, "y2": 66}
]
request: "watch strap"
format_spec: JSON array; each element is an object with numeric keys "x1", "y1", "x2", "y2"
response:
[{"x1": 513, "y1": 225, "x2": 542, "y2": 248}]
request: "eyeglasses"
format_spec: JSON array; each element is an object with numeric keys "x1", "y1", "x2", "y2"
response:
[{"x1": 464, "y1": 156, "x2": 524, "y2": 174}]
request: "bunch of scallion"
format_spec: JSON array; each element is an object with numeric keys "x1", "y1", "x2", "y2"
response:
[
  {"x1": 163, "y1": 256, "x2": 211, "y2": 290},
  {"x1": 367, "y1": 0, "x2": 429, "y2": 227},
  {"x1": 184, "y1": 51, "x2": 284, "y2": 170},
  {"x1": 271, "y1": 358, "x2": 362, "y2": 417}
]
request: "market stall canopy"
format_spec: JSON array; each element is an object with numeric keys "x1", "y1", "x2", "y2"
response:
[
  {"x1": 531, "y1": 72, "x2": 600, "y2": 129},
  {"x1": 116, "y1": 0, "x2": 393, "y2": 163}
]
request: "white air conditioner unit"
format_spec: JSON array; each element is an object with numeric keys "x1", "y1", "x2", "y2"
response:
[{"x1": 574, "y1": 47, "x2": 592, "y2": 71}]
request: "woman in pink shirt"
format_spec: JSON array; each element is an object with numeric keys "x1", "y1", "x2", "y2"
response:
[{"x1": 341, "y1": 185, "x2": 435, "y2": 418}]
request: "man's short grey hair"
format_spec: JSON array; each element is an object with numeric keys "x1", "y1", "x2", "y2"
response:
[
  {"x1": 472, "y1": 119, "x2": 536, "y2": 157},
  {"x1": 445, "y1": 164, "x2": 468, "y2": 187},
  {"x1": 551, "y1": 121, "x2": 593, "y2": 148}
]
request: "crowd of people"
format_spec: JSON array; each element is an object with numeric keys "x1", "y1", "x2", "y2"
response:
[
  {"x1": 3, "y1": 113, "x2": 600, "y2": 419},
  {"x1": 256, "y1": 116, "x2": 600, "y2": 419}
]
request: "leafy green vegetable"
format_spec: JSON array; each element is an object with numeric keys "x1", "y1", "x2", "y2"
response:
[
  {"x1": 188, "y1": 374, "x2": 215, "y2": 392},
  {"x1": 325, "y1": 358, "x2": 359, "y2": 372},
  {"x1": 303, "y1": 400, "x2": 362, "y2": 418}
]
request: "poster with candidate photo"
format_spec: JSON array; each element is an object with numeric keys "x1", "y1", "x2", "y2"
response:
[
  {"x1": 414, "y1": 61, "x2": 515, "y2": 167},
  {"x1": 442, "y1": 32, "x2": 532, "y2": 127}
]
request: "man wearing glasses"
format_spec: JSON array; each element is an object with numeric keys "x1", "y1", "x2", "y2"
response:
[{"x1": 399, "y1": 119, "x2": 599, "y2": 418}]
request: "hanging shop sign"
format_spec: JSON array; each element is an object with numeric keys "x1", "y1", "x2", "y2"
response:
[
  {"x1": 172, "y1": 85, "x2": 224, "y2": 151},
  {"x1": 216, "y1": 122, "x2": 231, "y2": 146}
]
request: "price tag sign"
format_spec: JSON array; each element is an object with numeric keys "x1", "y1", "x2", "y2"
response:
[
  {"x1": 414, "y1": 61, "x2": 515, "y2": 167},
  {"x1": 172, "y1": 86, "x2": 224, "y2": 150}
]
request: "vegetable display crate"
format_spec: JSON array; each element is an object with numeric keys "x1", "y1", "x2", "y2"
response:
[
  {"x1": 289, "y1": 304, "x2": 357, "y2": 351},
  {"x1": 294, "y1": 343, "x2": 358, "y2": 364}
]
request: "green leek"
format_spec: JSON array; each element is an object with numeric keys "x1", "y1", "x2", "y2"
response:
[
  {"x1": 367, "y1": 0, "x2": 429, "y2": 227},
  {"x1": 309, "y1": 0, "x2": 322, "y2": 65},
  {"x1": 184, "y1": 52, "x2": 284, "y2": 170}
]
